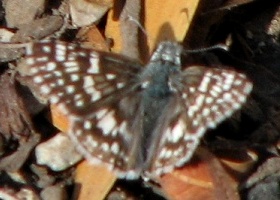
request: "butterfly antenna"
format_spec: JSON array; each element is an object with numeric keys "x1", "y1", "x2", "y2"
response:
[
  {"x1": 127, "y1": 15, "x2": 148, "y2": 36},
  {"x1": 182, "y1": 43, "x2": 229, "y2": 54},
  {"x1": 126, "y1": 14, "x2": 156, "y2": 45},
  {"x1": 182, "y1": 35, "x2": 232, "y2": 54}
]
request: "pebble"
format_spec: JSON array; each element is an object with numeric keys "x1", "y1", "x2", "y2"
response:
[{"x1": 35, "y1": 133, "x2": 82, "y2": 171}]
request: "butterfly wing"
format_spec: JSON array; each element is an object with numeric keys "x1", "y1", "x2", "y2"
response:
[
  {"x1": 19, "y1": 41, "x2": 145, "y2": 178},
  {"x1": 145, "y1": 66, "x2": 252, "y2": 177},
  {"x1": 69, "y1": 92, "x2": 144, "y2": 179},
  {"x1": 19, "y1": 41, "x2": 143, "y2": 116}
]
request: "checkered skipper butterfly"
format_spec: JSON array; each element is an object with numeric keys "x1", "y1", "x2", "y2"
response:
[{"x1": 17, "y1": 40, "x2": 252, "y2": 179}]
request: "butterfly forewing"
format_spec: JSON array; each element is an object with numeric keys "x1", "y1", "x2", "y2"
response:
[
  {"x1": 19, "y1": 41, "x2": 146, "y2": 178},
  {"x1": 19, "y1": 41, "x2": 143, "y2": 116}
]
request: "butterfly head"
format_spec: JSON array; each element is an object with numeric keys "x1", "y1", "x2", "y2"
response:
[
  {"x1": 150, "y1": 41, "x2": 182, "y2": 66},
  {"x1": 140, "y1": 42, "x2": 183, "y2": 96}
]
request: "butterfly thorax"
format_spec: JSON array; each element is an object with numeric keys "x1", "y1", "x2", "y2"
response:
[
  {"x1": 142, "y1": 62, "x2": 180, "y2": 96},
  {"x1": 141, "y1": 60, "x2": 181, "y2": 162}
]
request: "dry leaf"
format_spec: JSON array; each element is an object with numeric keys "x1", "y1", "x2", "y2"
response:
[
  {"x1": 106, "y1": 0, "x2": 200, "y2": 59},
  {"x1": 161, "y1": 148, "x2": 240, "y2": 200}
]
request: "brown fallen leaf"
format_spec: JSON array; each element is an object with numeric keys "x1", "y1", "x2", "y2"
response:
[
  {"x1": 0, "y1": 71, "x2": 35, "y2": 139},
  {"x1": 160, "y1": 147, "x2": 240, "y2": 200},
  {"x1": 161, "y1": 159, "x2": 215, "y2": 200},
  {"x1": 69, "y1": 0, "x2": 113, "y2": 27},
  {"x1": 77, "y1": 25, "x2": 110, "y2": 51},
  {"x1": 0, "y1": 132, "x2": 40, "y2": 172}
]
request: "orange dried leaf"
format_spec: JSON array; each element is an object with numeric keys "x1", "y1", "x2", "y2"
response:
[
  {"x1": 73, "y1": 161, "x2": 116, "y2": 200},
  {"x1": 161, "y1": 160, "x2": 215, "y2": 200},
  {"x1": 160, "y1": 148, "x2": 240, "y2": 200},
  {"x1": 50, "y1": 104, "x2": 69, "y2": 132},
  {"x1": 144, "y1": 0, "x2": 200, "y2": 51},
  {"x1": 106, "y1": 0, "x2": 200, "y2": 54},
  {"x1": 77, "y1": 25, "x2": 110, "y2": 51}
]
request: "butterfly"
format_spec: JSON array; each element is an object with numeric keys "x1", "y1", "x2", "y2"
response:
[{"x1": 17, "y1": 40, "x2": 252, "y2": 179}]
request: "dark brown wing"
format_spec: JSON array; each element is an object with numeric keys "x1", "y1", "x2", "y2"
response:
[
  {"x1": 145, "y1": 66, "x2": 252, "y2": 177},
  {"x1": 19, "y1": 41, "x2": 146, "y2": 179}
]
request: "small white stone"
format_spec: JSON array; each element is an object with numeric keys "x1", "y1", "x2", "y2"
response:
[{"x1": 35, "y1": 133, "x2": 82, "y2": 171}]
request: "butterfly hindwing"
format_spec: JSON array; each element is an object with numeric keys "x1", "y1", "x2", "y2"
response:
[
  {"x1": 146, "y1": 66, "x2": 252, "y2": 176},
  {"x1": 69, "y1": 92, "x2": 144, "y2": 179}
]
